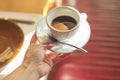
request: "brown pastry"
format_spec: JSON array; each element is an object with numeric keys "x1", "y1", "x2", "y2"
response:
[{"x1": 0, "y1": 19, "x2": 24, "y2": 68}]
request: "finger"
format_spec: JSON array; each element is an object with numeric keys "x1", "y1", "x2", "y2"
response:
[
  {"x1": 24, "y1": 44, "x2": 45, "y2": 62},
  {"x1": 43, "y1": 43, "x2": 56, "y2": 50},
  {"x1": 38, "y1": 56, "x2": 53, "y2": 77},
  {"x1": 46, "y1": 52, "x2": 58, "y2": 60},
  {"x1": 30, "y1": 33, "x2": 39, "y2": 45},
  {"x1": 44, "y1": 55, "x2": 53, "y2": 67}
]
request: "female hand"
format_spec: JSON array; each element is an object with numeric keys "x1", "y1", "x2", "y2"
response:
[
  {"x1": 23, "y1": 34, "x2": 53, "y2": 77},
  {"x1": 3, "y1": 34, "x2": 53, "y2": 80}
]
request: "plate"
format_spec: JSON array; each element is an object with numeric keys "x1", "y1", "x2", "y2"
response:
[
  {"x1": 36, "y1": 13, "x2": 91, "y2": 53},
  {"x1": 0, "y1": 19, "x2": 24, "y2": 69},
  {"x1": 0, "y1": 12, "x2": 43, "y2": 79}
]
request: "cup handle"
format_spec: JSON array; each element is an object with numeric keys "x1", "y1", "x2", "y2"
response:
[{"x1": 80, "y1": 13, "x2": 87, "y2": 20}]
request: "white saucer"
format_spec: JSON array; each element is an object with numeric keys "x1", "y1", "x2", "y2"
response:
[{"x1": 36, "y1": 13, "x2": 91, "y2": 53}]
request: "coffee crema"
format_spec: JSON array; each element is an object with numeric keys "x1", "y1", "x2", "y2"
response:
[{"x1": 51, "y1": 16, "x2": 77, "y2": 31}]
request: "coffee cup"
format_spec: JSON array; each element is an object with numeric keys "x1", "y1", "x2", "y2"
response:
[{"x1": 46, "y1": 6, "x2": 81, "y2": 41}]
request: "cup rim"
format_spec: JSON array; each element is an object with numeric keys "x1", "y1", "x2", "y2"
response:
[{"x1": 46, "y1": 6, "x2": 80, "y2": 32}]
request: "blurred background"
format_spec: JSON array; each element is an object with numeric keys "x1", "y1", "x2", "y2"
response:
[
  {"x1": 0, "y1": 0, "x2": 120, "y2": 80},
  {"x1": 0, "y1": 0, "x2": 61, "y2": 16}
]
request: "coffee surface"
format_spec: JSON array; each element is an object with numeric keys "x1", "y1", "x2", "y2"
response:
[{"x1": 52, "y1": 16, "x2": 77, "y2": 30}]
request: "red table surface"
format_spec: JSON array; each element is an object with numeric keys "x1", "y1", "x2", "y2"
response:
[{"x1": 47, "y1": 0, "x2": 120, "y2": 80}]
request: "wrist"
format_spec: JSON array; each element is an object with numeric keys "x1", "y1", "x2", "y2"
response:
[
  {"x1": 3, "y1": 62, "x2": 40, "y2": 80},
  {"x1": 21, "y1": 63, "x2": 40, "y2": 80}
]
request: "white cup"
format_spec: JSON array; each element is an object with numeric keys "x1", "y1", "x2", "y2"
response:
[{"x1": 46, "y1": 6, "x2": 81, "y2": 41}]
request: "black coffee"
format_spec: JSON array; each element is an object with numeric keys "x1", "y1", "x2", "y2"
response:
[{"x1": 52, "y1": 16, "x2": 77, "y2": 30}]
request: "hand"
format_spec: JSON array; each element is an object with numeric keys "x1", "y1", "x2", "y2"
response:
[
  {"x1": 23, "y1": 34, "x2": 53, "y2": 77},
  {"x1": 3, "y1": 34, "x2": 53, "y2": 80}
]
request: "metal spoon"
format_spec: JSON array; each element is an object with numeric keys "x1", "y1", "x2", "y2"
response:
[{"x1": 48, "y1": 35, "x2": 88, "y2": 53}]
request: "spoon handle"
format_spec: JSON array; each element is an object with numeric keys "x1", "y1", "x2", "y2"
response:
[
  {"x1": 42, "y1": 43, "x2": 88, "y2": 53},
  {"x1": 48, "y1": 35, "x2": 88, "y2": 53},
  {"x1": 58, "y1": 41, "x2": 88, "y2": 53}
]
